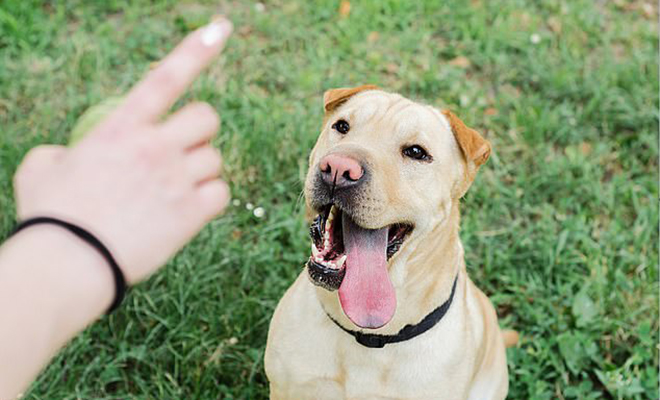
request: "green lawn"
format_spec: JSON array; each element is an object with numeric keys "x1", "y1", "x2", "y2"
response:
[{"x1": 1, "y1": 0, "x2": 658, "y2": 398}]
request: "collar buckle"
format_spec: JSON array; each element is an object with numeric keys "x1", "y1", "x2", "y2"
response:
[{"x1": 355, "y1": 332, "x2": 387, "y2": 348}]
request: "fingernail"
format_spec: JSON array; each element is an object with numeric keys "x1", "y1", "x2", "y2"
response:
[{"x1": 201, "y1": 17, "x2": 233, "y2": 47}]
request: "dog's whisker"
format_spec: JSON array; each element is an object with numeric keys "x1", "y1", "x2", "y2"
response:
[{"x1": 294, "y1": 189, "x2": 306, "y2": 210}]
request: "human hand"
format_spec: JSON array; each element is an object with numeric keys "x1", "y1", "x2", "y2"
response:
[{"x1": 12, "y1": 18, "x2": 233, "y2": 284}]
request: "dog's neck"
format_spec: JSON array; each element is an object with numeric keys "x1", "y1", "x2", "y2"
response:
[{"x1": 315, "y1": 201, "x2": 465, "y2": 336}]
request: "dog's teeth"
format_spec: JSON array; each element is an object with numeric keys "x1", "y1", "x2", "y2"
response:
[
  {"x1": 336, "y1": 255, "x2": 347, "y2": 268},
  {"x1": 312, "y1": 244, "x2": 321, "y2": 257}
]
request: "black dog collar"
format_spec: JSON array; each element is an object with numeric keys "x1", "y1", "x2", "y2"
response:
[{"x1": 326, "y1": 275, "x2": 459, "y2": 348}]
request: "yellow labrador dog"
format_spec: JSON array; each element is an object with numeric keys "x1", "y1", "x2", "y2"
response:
[{"x1": 265, "y1": 86, "x2": 516, "y2": 400}]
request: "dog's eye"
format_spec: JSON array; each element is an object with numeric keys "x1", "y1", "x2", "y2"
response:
[
  {"x1": 332, "y1": 119, "x2": 350, "y2": 134},
  {"x1": 402, "y1": 145, "x2": 431, "y2": 161}
]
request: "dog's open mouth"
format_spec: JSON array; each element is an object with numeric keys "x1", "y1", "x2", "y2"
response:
[{"x1": 307, "y1": 204, "x2": 413, "y2": 328}]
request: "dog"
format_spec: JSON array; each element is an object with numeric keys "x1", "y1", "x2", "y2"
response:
[{"x1": 264, "y1": 86, "x2": 516, "y2": 400}]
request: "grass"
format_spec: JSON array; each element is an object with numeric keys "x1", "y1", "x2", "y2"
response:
[{"x1": 0, "y1": 0, "x2": 658, "y2": 398}]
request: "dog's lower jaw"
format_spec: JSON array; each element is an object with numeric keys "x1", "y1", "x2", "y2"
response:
[{"x1": 315, "y1": 203, "x2": 463, "y2": 335}]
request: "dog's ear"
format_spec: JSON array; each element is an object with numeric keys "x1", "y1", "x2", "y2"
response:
[
  {"x1": 441, "y1": 110, "x2": 491, "y2": 167},
  {"x1": 323, "y1": 85, "x2": 379, "y2": 113},
  {"x1": 442, "y1": 109, "x2": 491, "y2": 197}
]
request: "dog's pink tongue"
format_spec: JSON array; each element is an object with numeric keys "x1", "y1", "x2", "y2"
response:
[{"x1": 338, "y1": 213, "x2": 396, "y2": 329}]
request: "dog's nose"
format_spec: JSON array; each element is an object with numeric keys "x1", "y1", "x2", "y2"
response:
[{"x1": 319, "y1": 154, "x2": 364, "y2": 188}]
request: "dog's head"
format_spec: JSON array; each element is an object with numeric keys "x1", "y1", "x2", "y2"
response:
[{"x1": 304, "y1": 86, "x2": 491, "y2": 329}]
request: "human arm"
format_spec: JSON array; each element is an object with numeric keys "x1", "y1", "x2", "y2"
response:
[{"x1": 0, "y1": 18, "x2": 232, "y2": 398}]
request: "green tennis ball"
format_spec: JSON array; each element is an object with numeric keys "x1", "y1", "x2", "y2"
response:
[{"x1": 69, "y1": 96, "x2": 124, "y2": 146}]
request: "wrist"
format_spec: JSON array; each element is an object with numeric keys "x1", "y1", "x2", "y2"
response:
[
  {"x1": 0, "y1": 224, "x2": 115, "y2": 333},
  {"x1": 0, "y1": 224, "x2": 116, "y2": 397}
]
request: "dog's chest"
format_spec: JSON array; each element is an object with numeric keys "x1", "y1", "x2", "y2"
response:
[
  {"x1": 331, "y1": 334, "x2": 471, "y2": 399},
  {"x1": 270, "y1": 319, "x2": 473, "y2": 399},
  {"x1": 265, "y1": 275, "x2": 476, "y2": 400}
]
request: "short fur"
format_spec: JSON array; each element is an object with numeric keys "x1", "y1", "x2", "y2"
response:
[{"x1": 265, "y1": 87, "x2": 512, "y2": 400}]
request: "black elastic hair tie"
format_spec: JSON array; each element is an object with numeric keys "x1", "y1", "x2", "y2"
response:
[{"x1": 12, "y1": 217, "x2": 127, "y2": 314}]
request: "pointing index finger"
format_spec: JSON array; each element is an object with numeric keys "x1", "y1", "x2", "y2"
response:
[{"x1": 116, "y1": 18, "x2": 233, "y2": 124}]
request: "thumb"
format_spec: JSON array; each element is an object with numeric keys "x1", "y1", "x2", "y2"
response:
[
  {"x1": 14, "y1": 145, "x2": 67, "y2": 190},
  {"x1": 18, "y1": 145, "x2": 67, "y2": 170}
]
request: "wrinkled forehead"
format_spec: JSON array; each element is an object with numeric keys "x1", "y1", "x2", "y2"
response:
[{"x1": 338, "y1": 90, "x2": 457, "y2": 150}]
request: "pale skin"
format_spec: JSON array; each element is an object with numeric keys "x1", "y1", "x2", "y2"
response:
[{"x1": 0, "y1": 18, "x2": 233, "y2": 399}]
